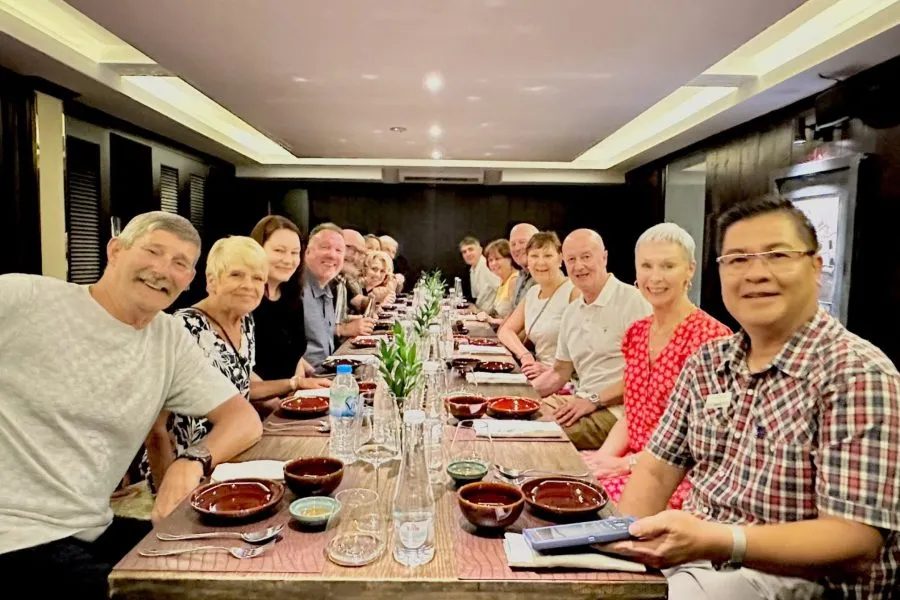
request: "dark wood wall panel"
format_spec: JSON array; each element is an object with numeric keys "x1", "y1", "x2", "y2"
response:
[{"x1": 231, "y1": 180, "x2": 654, "y2": 290}]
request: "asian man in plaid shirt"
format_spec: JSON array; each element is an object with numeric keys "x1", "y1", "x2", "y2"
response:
[{"x1": 607, "y1": 196, "x2": 899, "y2": 599}]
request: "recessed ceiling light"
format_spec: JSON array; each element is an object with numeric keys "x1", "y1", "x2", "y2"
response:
[
  {"x1": 389, "y1": 126, "x2": 407, "y2": 133},
  {"x1": 292, "y1": 76, "x2": 309, "y2": 83},
  {"x1": 428, "y1": 124, "x2": 443, "y2": 138},
  {"x1": 467, "y1": 95, "x2": 481, "y2": 102},
  {"x1": 423, "y1": 72, "x2": 444, "y2": 93},
  {"x1": 361, "y1": 74, "x2": 379, "y2": 80},
  {"x1": 373, "y1": 129, "x2": 384, "y2": 134},
  {"x1": 522, "y1": 85, "x2": 548, "y2": 93},
  {"x1": 431, "y1": 149, "x2": 443, "y2": 160},
  {"x1": 479, "y1": 122, "x2": 491, "y2": 128},
  {"x1": 484, "y1": 152, "x2": 493, "y2": 157}
]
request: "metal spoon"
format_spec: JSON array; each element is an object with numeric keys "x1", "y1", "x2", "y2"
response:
[
  {"x1": 494, "y1": 464, "x2": 590, "y2": 480},
  {"x1": 264, "y1": 421, "x2": 330, "y2": 433},
  {"x1": 156, "y1": 523, "x2": 284, "y2": 544},
  {"x1": 139, "y1": 542, "x2": 273, "y2": 559}
]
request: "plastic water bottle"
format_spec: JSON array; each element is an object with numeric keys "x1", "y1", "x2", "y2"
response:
[
  {"x1": 392, "y1": 409, "x2": 436, "y2": 567},
  {"x1": 329, "y1": 364, "x2": 359, "y2": 464}
]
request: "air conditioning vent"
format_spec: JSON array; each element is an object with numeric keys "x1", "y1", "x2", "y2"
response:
[{"x1": 396, "y1": 167, "x2": 484, "y2": 184}]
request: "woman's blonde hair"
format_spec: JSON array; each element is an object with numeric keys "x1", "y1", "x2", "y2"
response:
[
  {"x1": 365, "y1": 250, "x2": 394, "y2": 276},
  {"x1": 206, "y1": 236, "x2": 268, "y2": 280}
]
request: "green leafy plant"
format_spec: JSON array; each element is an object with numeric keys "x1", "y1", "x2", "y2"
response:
[{"x1": 377, "y1": 322, "x2": 423, "y2": 406}]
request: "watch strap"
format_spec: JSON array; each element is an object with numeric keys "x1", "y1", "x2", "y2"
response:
[{"x1": 729, "y1": 525, "x2": 747, "y2": 567}]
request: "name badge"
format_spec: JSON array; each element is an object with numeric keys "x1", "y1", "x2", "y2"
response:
[{"x1": 704, "y1": 392, "x2": 732, "y2": 410}]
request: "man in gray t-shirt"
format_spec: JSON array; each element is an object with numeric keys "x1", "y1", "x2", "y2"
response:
[{"x1": 0, "y1": 212, "x2": 262, "y2": 597}]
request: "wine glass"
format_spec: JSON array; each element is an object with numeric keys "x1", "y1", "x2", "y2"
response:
[
  {"x1": 354, "y1": 407, "x2": 400, "y2": 494},
  {"x1": 447, "y1": 420, "x2": 493, "y2": 486}
]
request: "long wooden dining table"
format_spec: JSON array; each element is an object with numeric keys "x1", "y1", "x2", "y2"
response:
[{"x1": 108, "y1": 319, "x2": 667, "y2": 599}]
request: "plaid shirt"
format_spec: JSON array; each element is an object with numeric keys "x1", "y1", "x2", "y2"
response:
[{"x1": 647, "y1": 309, "x2": 900, "y2": 599}]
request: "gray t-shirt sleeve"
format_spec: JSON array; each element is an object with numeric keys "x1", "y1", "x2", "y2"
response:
[
  {"x1": 164, "y1": 322, "x2": 240, "y2": 417},
  {"x1": 0, "y1": 274, "x2": 36, "y2": 329}
]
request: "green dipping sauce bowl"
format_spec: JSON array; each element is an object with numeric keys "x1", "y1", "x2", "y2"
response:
[{"x1": 447, "y1": 460, "x2": 488, "y2": 486}]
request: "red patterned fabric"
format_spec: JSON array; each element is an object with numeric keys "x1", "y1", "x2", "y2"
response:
[{"x1": 599, "y1": 309, "x2": 731, "y2": 508}]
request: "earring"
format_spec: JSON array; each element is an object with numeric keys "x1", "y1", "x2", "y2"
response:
[{"x1": 633, "y1": 280, "x2": 639, "y2": 288}]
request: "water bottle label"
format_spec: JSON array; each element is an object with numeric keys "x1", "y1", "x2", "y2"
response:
[
  {"x1": 343, "y1": 394, "x2": 359, "y2": 417},
  {"x1": 398, "y1": 520, "x2": 431, "y2": 549}
]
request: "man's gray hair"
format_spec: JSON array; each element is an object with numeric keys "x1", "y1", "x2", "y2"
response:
[
  {"x1": 635, "y1": 222, "x2": 696, "y2": 263},
  {"x1": 117, "y1": 211, "x2": 201, "y2": 252}
]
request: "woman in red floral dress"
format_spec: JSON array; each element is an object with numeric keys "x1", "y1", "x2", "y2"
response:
[{"x1": 582, "y1": 223, "x2": 731, "y2": 509}]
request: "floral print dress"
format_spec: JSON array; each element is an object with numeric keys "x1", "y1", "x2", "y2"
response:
[{"x1": 597, "y1": 309, "x2": 731, "y2": 509}]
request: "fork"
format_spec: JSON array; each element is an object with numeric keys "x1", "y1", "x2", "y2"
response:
[{"x1": 139, "y1": 542, "x2": 273, "y2": 559}]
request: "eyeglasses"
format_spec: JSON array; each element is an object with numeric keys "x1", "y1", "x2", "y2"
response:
[{"x1": 716, "y1": 249, "x2": 815, "y2": 272}]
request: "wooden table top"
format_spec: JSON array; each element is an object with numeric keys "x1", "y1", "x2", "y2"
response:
[{"x1": 109, "y1": 318, "x2": 666, "y2": 599}]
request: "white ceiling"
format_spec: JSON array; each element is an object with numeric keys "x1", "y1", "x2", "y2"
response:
[{"x1": 63, "y1": 0, "x2": 805, "y2": 162}]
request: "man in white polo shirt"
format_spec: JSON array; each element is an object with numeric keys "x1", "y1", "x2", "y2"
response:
[{"x1": 532, "y1": 229, "x2": 651, "y2": 449}]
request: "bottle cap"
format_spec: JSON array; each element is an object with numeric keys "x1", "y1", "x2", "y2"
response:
[{"x1": 336, "y1": 364, "x2": 353, "y2": 375}]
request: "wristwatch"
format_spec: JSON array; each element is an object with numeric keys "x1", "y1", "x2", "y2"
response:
[
  {"x1": 180, "y1": 444, "x2": 213, "y2": 477},
  {"x1": 716, "y1": 525, "x2": 747, "y2": 571},
  {"x1": 586, "y1": 393, "x2": 602, "y2": 406}
]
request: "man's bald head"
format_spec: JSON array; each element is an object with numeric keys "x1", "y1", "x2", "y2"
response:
[
  {"x1": 509, "y1": 223, "x2": 539, "y2": 268},
  {"x1": 562, "y1": 229, "x2": 609, "y2": 298},
  {"x1": 342, "y1": 229, "x2": 366, "y2": 275},
  {"x1": 379, "y1": 235, "x2": 398, "y2": 258}
]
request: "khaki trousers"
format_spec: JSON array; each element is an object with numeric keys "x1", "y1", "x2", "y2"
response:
[{"x1": 542, "y1": 395, "x2": 619, "y2": 450}]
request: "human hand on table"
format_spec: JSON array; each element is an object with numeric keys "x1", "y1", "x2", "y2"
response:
[
  {"x1": 553, "y1": 395, "x2": 597, "y2": 427},
  {"x1": 297, "y1": 377, "x2": 331, "y2": 389},
  {"x1": 152, "y1": 459, "x2": 204, "y2": 524},
  {"x1": 598, "y1": 510, "x2": 730, "y2": 569},
  {"x1": 521, "y1": 361, "x2": 548, "y2": 380},
  {"x1": 342, "y1": 317, "x2": 375, "y2": 337},
  {"x1": 583, "y1": 451, "x2": 629, "y2": 478}
]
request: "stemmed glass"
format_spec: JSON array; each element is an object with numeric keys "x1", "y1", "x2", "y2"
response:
[{"x1": 354, "y1": 405, "x2": 400, "y2": 494}]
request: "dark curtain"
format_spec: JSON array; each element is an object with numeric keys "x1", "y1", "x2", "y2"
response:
[{"x1": 0, "y1": 68, "x2": 40, "y2": 275}]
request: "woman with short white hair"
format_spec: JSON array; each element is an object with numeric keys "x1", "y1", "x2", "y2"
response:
[
  {"x1": 582, "y1": 222, "x2": 731, "y2": 509},
  {"x1": 362, "y1": 250, "x2": 397, "y2": 304},
  {"x1": 144, "y1": 236, "x2": 322, "y2": 489}
]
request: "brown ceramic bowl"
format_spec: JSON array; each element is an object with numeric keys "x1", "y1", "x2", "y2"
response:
[
  {"x1": 453, "y1": 321, "x2": 469, "y2": 335},
  {"x1": 350, "y1": 337, "x2": 379, "y2": 349},
  {"x1": 487, "y1": 396, "x2": 541, "y2": 419},
  {"x1": 457, "y1": 481, "x2": 524, "y2": 529},
  {"x1": 190, "y1": 478, "x2": 284, "y2": 521},
  {"x1": 283, "y1": 457, "x2": 344, "y2": 497},
  {"x1": 320, "y1": 357, "x2": 362, "y2": 373},
  {"x1": 520, "y1": 477, "x2": 609, "y2": 521},
  {"x1": 448, "y1": 357, "x2": 480, "y2": 374},
  {"x1": 455, "y1": 301, "x2": 470, "y2": 310},
  {"x1": 280, "y1": 395, "x2": 329, "y2": 418},
  {"x1": 446, "y1": 394, "x2": 489, "y2": 419},
  {"x1": 467, "y1": 338, "x2": 501, "y2": 347},
  {"x1": 475, "y1": 360, "x2": 515, "y2": 374},
  {"x1": 373, "y1": 321, "x2": 394, "y2": 333},
  {"x1": 357, "y1": 381, "x2": 377, "y2": 392}
]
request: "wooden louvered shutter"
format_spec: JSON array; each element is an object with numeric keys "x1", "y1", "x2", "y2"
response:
[
  {"x1": 64, "y1": 138, "x2": 102, "y2": 284},
  {"x1": 160, "y1": 165, "x2": 179, "y2": 214},
  {"x1": 189, "y1": 173, "x2": 205, "y2": 234}
]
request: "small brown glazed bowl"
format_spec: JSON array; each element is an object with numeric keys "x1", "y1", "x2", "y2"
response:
[
  {"x1": 457, "y1": 481, "x2": 524, "y2": 529},
  {"x1": 350, "y1": 337, "x2": 379, "y2": 349},
  {"x1": 475, "y1": 360, "x2": 515, "y2": 374},
  {"x1": 448, "y1": 357, "x2": 480, "y2": 374},
  {"x1": 190, "y1": 478, "x2": 284, "y2": 521},
  {"x1": 520, "y1": 477, "x2": 609, "y2": 521},
  {"x1": 467, "y1": 337, "x2": 501, "y2": 347},
  {"x1": 283, "y1": 457, "x2": 344, "y2": 497},
  {"x1": 445, "y1": 394, "x2": 489, "y2": 419},
  {"x1": 486, "y1": 396, "x2": 541, "y2": 419},
  {"x1": 279, "y1": 395, "x2": 329, "y2": 418}
]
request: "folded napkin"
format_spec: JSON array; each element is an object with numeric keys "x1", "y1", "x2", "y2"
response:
[
  {"x1": 504, "y1": 533, "x2": 646, "y2": 572},
  {"x1": 288, "y1": 388, "x2": 331, "y2": 398},
  {"x1": 458, "y1": 344, "x2": 510, "y2": 355},
  {"x1": 211, "y1": 460, "x2": 287, "y2": 482},
  {"x1": 467, "y1": 372, "x2": 528, "y2": 385},
  {"x1": 474, "y1": 420, "x2": 563, "y2": 438}
]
